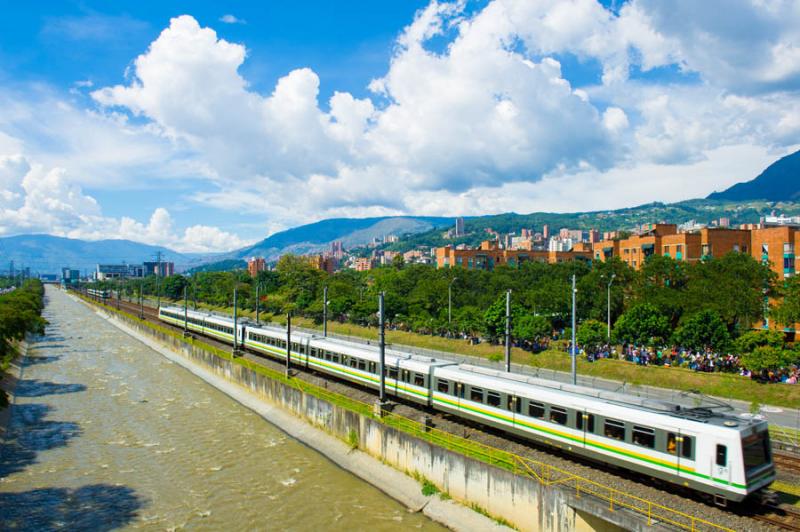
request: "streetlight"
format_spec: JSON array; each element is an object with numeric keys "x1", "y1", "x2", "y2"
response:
[
  {"x1": 571, "y1": 274, "x2": 577, "y2": 385},
  {"x1": 606, "y1": 273, "x2": 616, "y2": 340},
  {"x1": 448, "y1": 277, "x2": 459, "y2": 328}
]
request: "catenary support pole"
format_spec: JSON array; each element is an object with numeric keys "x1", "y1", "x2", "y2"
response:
[
  {"x1": 448, "y1": 277, "x2": 458, "y2": 328},
  {"x1": 183, "y1": 285, "x2": 188, "y2": 334},
  {"x1": 504, "y1": 289, "x2": 511, "y2": 372},
  {"x1": 571, "y1": 274, "x2": 577, "y2": 385},
  {"x1": 232, "y1": 287, "x2": 238, "y2": 355},
  {"x1": 607, "y1": 273, "x2": 616, "y2": 340},
  {"x1": 379, "y1": 291, "x2": 386, "y2": 403},
  {"x1": 255, "y1": 282, "x2": 260, "y2": 326},
  {"x1": 139, "y1": 282, "x2": 144, "y2": 320},
  {"x1": 286, "y1": 313, "x2": 292, "y2": 377},
  {"x1": 323, "y1": 285, "x2": 328, "y2": 337}
]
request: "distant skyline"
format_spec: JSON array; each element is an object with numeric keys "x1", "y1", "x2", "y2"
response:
[{"x1": 1, "y1": 0, "x2": 799, "y2": 252}]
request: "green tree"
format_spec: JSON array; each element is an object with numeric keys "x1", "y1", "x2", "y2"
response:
[
  {"x1": 774, "y1": 275, "x2": 800, "y2": 327},
  {"x1": 733, "y1": 329, "x2": 785, "y2": 354},
  {"x1": 577, "y1": 319, "x2": 607, "y2": 354},
  {"x1": 515, "y1": 314, "x2": 552, "y2": 344},
  {"x1": 683, "y1": 253, "x2": 776, "y2": 332},
  {"x1": 612, "y1": 303, "x2": 670, "y2": 346},
  {"x1": 741, "y1": 346, "x2": 798, "y2": 372},
  {"x1": 672, "y1": 310, "x2": 731, "y2": 352},
  {"x1": 483, "y1": 294, "x2": 525, "y2": 341}
]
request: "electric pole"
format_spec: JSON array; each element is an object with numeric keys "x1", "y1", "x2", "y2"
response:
[
  {"x1": 571, "y1": 274, "x2": 577, "y2": 385},
  {"x1": 232, "y1": 286, "x2": 238, "y2": 355},
  {"x1": 504, "y1": 289, "x2": 512, "y2": 372},
  {"x1": 448, "y1": 277, "x2": 458, "y2": 329},
  {"x1": 183, "y1": 285, "x2": 188, "y2": 335},
  {"x1": 255, "y1": 282, "x2": 261, "y2": 325},
  {"x1": 379, "y1": 292, "x2": 386, "y2": 403},
  {"x1": 286, "y1": 313, "x2": 292, "y2": 377},
  {"x1": 323, "y1": 285, "x2": 328, "y2": 337}
]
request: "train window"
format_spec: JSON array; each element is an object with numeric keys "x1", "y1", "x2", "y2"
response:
[
  {"x1": 633, "y1": 426, "x2": 655, "y2": 449},
  {"x1": 604, "y1": 419, "x2": 626, "y2": 441},
  {"x1": 357, "y1": 360, "x2": 366, "y2": 371},
  {"x1": 437, "y1": 379, "x2": 450, "y2": 394},
  {"x1": 402, "y1": 370, "x2": 411, "y2": 383},
  {"x1": 487, "y1": 391, "x2": 501, "y2": 407},
  {"x1": 716, "y1": 444, "x2": 727, "y2": 467},
  {"x1": 576, "y1": 413, "x2": 594, "y2": 432},
  {"x1": 681, "y1": 436, "x2": 693, "y2": 459},
  {"x1": 332, "y1": 354, "x2": 340, "y2": 364},
  {"x1": 507, "y1": 396, "x2": 521, "y2": 413},
  {"x1": 414, "y1": 374, "x2": 425, "y2": 387},
  {"x1": 470, "y1": 387, "x2": 484, "y2": 403},
  {"x1": 350, "y1": 358, "x2": 359, "y2": 369},
  {"x1": 667, "y1": 433, "x2": 677, "y2": 454},
  {"x1": 550, "y1": 407, "x2": 567, "y2": 425},
  {"x1": 529, "y1": 402, "x2": 545, "y2": 419},
  {"x1": 369, "y1": 362, "x2": 376, "y2": 374},
  {"x1": 388, "y1": 368, "x2": 399, "y2": 380}
]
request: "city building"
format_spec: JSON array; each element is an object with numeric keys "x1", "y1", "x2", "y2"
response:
[
  {"x1": 61, "y1": 268, "x2": 80, "y2": 286},
  {"x1": 330, "y1": 241, "x2": 345, "y2": 259},
  {"x1": 143, "y1": 261, "x2": 174, "y2": 277},
  {"x1": 435, "y1": 240, "x2": 592, "y2": 270},
  {"x1": 592, "y1": 225, "x2": 751, "y2": 270},
  {"x1": 455, "y1": 217, "x2": 465, "y2": 236},
  {"x1": 305, "y1": 254, "x2": 337, "y2": 274},
  {"x1": 353, "y1": 257, "x2": 374, "y2": 271},
  {"x1": 247, "y1": 257, "x2": 266, "y2": 278},
  {"x1": 95, "y1": 264, "x2": 132, "y2": 280}
]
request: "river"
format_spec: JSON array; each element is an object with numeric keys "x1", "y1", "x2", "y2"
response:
[{"x1": 0, "y1": 287, "x2": 444, "y2": 531}]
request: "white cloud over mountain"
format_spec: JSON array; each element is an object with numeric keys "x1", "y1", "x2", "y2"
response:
[{"x1": 2, "y1": 0, "x2": 800, "y2": 249}]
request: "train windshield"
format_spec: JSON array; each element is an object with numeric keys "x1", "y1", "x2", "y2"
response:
[{"x1": 742, "y1": 430, "x2": 771, "y2": 476}]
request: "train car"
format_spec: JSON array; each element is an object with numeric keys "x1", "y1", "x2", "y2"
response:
[
  {"x1": 157, "y1": 305, "x2": 775, "y2": 503},
  {"x1": 87, "y1": 288, "x2": 111, "y2": 299},
  {"x1": 244, "y1": 323, "x2": 453, "y2": 407},
  {"x1": 429, "y1": 364, "x2": 774, "y2": 503}
]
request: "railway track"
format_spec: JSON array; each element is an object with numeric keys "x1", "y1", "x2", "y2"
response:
[
  {"x1": 81, "y1": 292, "x2": 793, "y2": 531},
  {"x1": 752, "y1": 504, "x2": 800, "y2": 531},
  {"x1": 775, "y1": 451, "x2": 800, "y2": 476}
]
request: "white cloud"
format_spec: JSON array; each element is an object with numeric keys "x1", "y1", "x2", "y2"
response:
[
  {"x1": 0, "y1": 154, "x2": 248, "y2": 252},
  {"x1": 219, "y1": 14, "x2": 245, "y2": 25}
]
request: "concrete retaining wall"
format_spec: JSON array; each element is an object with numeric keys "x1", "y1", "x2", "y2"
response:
[{"x1": 99, "y1": 307, "x2": 654, "y2": 532}]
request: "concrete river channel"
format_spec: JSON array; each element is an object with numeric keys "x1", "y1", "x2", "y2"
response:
[{"x1": 0, "y1": 287, "x2": 445, "y2": 531}]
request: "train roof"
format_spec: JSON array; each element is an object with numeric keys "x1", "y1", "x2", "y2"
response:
[{"x1": 442, "y1": 364, "x2": 765, "y2": 433}]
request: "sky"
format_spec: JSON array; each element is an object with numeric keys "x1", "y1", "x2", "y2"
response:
[{"x1": 0, "y1": 0, "x2": 799, "y2": 253}]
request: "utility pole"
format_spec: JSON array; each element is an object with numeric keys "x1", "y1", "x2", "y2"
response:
[
  {"x1": 504, "y1": 289, "x2": 511, "y2": 372},
  {"x1": 379, "y1": 292, "x2": 386, "y2": 403},
  {"x1": 255, "y1": 282, "x2": 261, "y2": 326},
  {"x1": 155, "y1": 251, "x2": 162, "y2": 310},
  {"x1": 571, "y1": 274, "x2": 577, "y2": 385},
  {"x1": 323, "y1": 285, "x2": 328, "y2": 337},
  {"x1": 116, "y1": 287, "x2": 120, "y2": 310},
  {"x1": 286, "y1": 313, "x2": 292, "y2": 377},
  {"x1": 448, "y1": 277, "x2": 458, "y2": 328},
  {"x1": 607, "y1": 273, "x2": 616, "y2": 340},
  {"x1": 139, "y1": 281, "x2": 144, "y2": 320},
  {"x1": 183, "y1": 285, "x2": 189, "y2": 335},
  {"x1": 232, "y1": 287, "x2": 238, "y2": 356}
]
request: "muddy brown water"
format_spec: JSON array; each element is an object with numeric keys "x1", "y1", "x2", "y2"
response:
[{"x1": 0, "y1": 287, "x2": 445, "y2": 531}]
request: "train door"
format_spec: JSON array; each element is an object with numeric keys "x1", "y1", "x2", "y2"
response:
[
  {"x1": 240, "y1": 326, "x2": 246, "y2": 348},
  {"x1": 507, "y1": 395, "x2": 520, "y2": 427},
  {"x1": 714, "y1": 442, "x2": 730, "y2": 487}
]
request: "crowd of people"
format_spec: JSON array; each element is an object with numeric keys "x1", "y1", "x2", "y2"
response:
[{"x1": 571, "y1": 343, "x2": 799, "y2": 385}]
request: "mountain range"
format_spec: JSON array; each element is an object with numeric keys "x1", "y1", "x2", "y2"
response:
[
  {"x1": 708, "y1": 149, "x2": 800, "y2": 201},
  {"x1": 2, "y1": 149, "x2": 799, "y2": 274}
]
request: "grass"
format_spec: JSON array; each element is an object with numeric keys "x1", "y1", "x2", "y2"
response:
[
  {"x1": 145, "y1": 296, "x2": 800, "y2": 409},
  {"x1": 773, "y1": 480, "x2": 800, "y2": 508}
]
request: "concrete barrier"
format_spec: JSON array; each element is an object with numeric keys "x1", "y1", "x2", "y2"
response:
[{"x1": 95, "y1": 305, "x2": 655, "y2": 532}]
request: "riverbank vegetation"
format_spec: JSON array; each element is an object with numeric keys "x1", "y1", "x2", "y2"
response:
[{"x1": 0, "y1": 279, "x2": 46, "y2": 407}]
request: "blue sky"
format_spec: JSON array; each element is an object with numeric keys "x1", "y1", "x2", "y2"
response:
[{"x1": 0, "y1": 1, "x2": 798, "y2": 252}]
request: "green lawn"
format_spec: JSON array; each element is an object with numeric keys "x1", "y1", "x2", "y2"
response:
[{"x1": 148, "y1": 297, "x2": 800, "y2": 410}]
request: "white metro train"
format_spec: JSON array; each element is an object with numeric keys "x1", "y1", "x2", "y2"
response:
[{"x1": 159, "y1": 305, "x2": 775, "y2": 504}]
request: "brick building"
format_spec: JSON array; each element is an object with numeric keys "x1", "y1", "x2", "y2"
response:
[
  {"x1": 247, "y1": 257, "x2": 266, "y2": 278},
  {"x1": 435, "y1": 240, "x2": 592, "y2": 270},
  {"x1": 592, "y1": 225, "x2": 750, "y2": 270}
]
